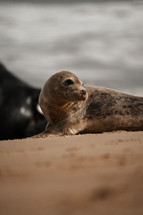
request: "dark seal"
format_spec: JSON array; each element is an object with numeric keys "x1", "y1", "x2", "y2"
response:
[
  {"x1": 38, "y1": 71, "x2": 143, "y2": 136},
  {"x1": 0, "y1": 63, "x2": 46, "y2": 140}
]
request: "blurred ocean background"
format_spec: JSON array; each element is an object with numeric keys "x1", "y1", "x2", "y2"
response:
[{"x1": 0, "y1": 0, "x2": 143, "y2": 95}]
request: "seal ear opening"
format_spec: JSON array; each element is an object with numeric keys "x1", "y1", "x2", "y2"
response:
[{"x1": 64, "y1": 79, "x2": 74, "y2": 86}]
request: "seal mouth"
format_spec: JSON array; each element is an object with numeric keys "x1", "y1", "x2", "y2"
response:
[
  {"x1": 66, "y1": 90, "x2": 88, "y2": 102},
  {"x1": 81, "y1": 94, "x2": 88, "y2": 101},
  {"x1": 79, "y1": 94, "x2": 88, "y2": 101}
]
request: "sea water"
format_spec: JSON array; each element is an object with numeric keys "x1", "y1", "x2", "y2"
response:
[{"x1": 0, "y1": 1, "x2": 143, "y2": 95}]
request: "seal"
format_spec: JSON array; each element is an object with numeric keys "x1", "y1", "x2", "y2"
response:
[
  {"x1": 39, "y1": 71, "x2": 143, "y2": 136},
  {"x1": 0, "y1": 62, "x2": 46, "y2": 140}
]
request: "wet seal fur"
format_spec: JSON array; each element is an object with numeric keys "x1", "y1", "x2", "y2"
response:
[{"x1": 38, "y1": 71, "x2": 143, "y2": 136}]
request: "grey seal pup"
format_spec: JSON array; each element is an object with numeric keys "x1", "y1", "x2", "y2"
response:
[{"x1": 38, "y1": 71, "x2": 143, "y2": 136}]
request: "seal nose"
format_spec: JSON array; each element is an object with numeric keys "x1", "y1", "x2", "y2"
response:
[{"x1": 81, "y1": 89, "x2": 86, "y2": 95}]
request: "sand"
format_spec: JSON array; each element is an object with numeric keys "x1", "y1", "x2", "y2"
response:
[{"x1": 0, "y1": 131, "x2": 143, "y2": 215}]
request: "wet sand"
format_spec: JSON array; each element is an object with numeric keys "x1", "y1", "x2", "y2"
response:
[{"x1": 0, "y1": 131, "x2": 143, "y2": 215}]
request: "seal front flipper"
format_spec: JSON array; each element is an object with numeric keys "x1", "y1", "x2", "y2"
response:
[
  {"x1": 43, "y1": 123, "x2": 78, "y2": 136},
  {"x1": 33, "y1": 122, "x2": 75, "y2": 137}
]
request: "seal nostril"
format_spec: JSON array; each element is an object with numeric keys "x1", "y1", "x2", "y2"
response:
[{"x1": 82, "y1": 90, "x2": 86, "y2": 95}]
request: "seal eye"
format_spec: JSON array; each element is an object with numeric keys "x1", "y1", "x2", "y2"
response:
[{"x1": 64, "y1": 79, "x2": 74, "y2": 86}]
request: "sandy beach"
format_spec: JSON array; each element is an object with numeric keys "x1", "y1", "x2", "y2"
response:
[{"x1": 0, "y1": 131, "x2": 143, "y2": 215}]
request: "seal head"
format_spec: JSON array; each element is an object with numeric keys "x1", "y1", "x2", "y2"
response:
[{"x1": 39, "y1": 71, "x2": 87, "y2": 124}]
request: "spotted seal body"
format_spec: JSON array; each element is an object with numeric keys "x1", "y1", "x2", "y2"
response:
[{"x1": 39, "y1": 71, "x2": 143, "y2": 136}]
